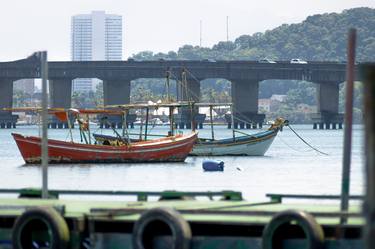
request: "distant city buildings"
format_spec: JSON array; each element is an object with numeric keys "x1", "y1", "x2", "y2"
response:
[
  {"x1": 258, "y1": 94, "x2": 286, "y2": 113},
  {"x1": 71, "y1": 11, "x2": 122, "y2": 92},
  {"x1": 13, "y1": 79, "x2": 35, "y2": 95}
]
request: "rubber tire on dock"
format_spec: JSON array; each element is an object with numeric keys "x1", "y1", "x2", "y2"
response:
[
  {"x1": 132, "y1": 207, "x2": 192, "y2": 249},
  {"x1": 12, "y1": 207, "x2": 70, "y2": 249},
  {"x1": 262, "y1": 209, "x2": 324, "y2": 249}
]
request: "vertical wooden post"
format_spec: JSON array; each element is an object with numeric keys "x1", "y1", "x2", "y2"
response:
[
  {"x1": 340, "y1": 28, "x2": 356, "y2": 224},
  {"x1": 362, "y1": 63, "x2": 375, "y2": 249},
  {"x1": 40, "y1": 51, "x2": 48, "y2": 199}
]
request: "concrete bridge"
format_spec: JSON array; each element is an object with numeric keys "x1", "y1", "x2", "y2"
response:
[{"x1": 0, "y1": 54, "x2": 352, "y2": 129}]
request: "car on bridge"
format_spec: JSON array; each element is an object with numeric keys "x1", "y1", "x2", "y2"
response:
[
  {"x1": 290, "y1": 58, "x2": 308, "y2": 64},
  {"x1": 258, "y1": 58, "x2": 276, "y2": 63}
]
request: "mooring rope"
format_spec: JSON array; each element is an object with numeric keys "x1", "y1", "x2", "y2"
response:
[
  {"x1": 277, "y1": 134, "x2": 314, "y2": 153},
  {"x1": 288, "y1": 124, "x2": 329, "y2": 156}
]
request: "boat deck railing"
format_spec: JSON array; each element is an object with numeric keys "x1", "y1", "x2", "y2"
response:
[
  {"x1": 266, "y1": 193, "x2": 363, "y2": 203},
  {"x1": 0, "y1": 188, "x2": 243, "y2": 201}
]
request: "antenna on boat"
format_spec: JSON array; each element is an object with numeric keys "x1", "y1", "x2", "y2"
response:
[
  {"x1": 200, "y1": 20, "x2": 202, "y2": 47},
  {"x1": 226, "y1": 16, "x2": 229, "y2": 42},
  {"x1": 340, "y1": 28, "x2": 356, "y2": 225},
  {"x1": 39, "y1": 51, "x2": 49, "y2": 199}
]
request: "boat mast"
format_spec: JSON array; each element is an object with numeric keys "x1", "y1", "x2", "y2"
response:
[
  {"x1": 230, "y1": 104, "x2": 235, "y2": 141},
  {"x1": 78, "y1": 115, "x2": 89, "y2": 145},
  {"x1": 40, "y1": 51, "x2": 48, "y2": 199},
  {"x1": 139, "y1": 111, "x2": 143, "y2": 141},
  {"x1": 191, "y1": 102, "x2": 196, "y2": 132},
  {"x1": 122, "y1": 111, "x2": 126, "y2": 137},
  {"x1": 210, "y1": 105, "x2": 214, "y2": 140},
  {"x1": 166, "y1": 69, "x2": 171, "y2": 103},
  {"x1": 66, "y1": 111, "x2": 74, "y2": 142},
  {"x1": 145, "y1": 107, "x2": 149, "y2": 140},
  {"x1": 122, "y1": 109, "x2": 130, "y2": 143},
  {"x1": 169, "y1": 106, "x2": 174, "y2": 136},
  {"x1": 87, "y1": 114, "x2": 91, "y2": 145}
]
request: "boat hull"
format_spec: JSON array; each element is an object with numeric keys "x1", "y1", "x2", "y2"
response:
[
  {"x1": 93, "y1": 129, "x2": 278, "y2": 156},
  {"x1": 190, "y1": 130, "x2": 278, "y2": 156},
  {"x1": 12, "y1": 132, "x2": 197, "y2": 164}
]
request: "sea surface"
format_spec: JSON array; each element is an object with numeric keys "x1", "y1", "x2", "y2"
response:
[{"x1": 0, "y1": 124, "x2": 364, "y2": 202}]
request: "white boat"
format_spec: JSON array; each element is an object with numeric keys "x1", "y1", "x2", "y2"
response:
[{"x1": 190, "y1": 118, "x2": 286, "y2": 156}]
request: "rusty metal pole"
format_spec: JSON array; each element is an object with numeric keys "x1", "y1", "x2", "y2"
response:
[
  {"x1": 340, "y1": 29, "x2": 356, "y2": 224},
  {"x1": 40, "y1": 51, "x2": 49, "y2": 199},
  {"x1": 362, "y1": 63, "x2": 375, "y2": 249}
]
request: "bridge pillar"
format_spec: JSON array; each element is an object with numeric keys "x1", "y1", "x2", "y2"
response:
[
  {"x1": 102, "y1": 79, "x2": 133, "y2": 128},
  {"x1": 311, "y1": 82, "x2": 343, "y2": 130},
  {"x1": 176, "y1": 79, "x2": 205, "y2": 129},
  {"x1": 230, "y1": 79, "x2": 265, "y2": 129},
  {"x1": 49, "y1": 78, "x2": 73, "y2": 129},
  {"x1": 0, "y1": 79, "x2": 18, "y2": 128},
  {"x1": 103, "y1": 79, "x2": 131, "y2": 106}
]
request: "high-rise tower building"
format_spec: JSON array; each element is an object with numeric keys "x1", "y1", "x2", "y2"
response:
[{"x1": 71, "y1": 11, "x2": 122, "y2": 92}]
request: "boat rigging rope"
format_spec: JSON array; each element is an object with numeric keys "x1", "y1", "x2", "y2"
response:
[
  {"x1": 287, "y1": 124, "x2": 329, "y2": 156},
  {"x1": 277, "y1": 134, "x2": 314, "y2": 153}
]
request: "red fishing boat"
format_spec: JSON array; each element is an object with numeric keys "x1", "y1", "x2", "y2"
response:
[
  {"x1": 8, "y1": 106, "x2": 198, "y2": 164},
  {"x1": 12, "y1": 132, "x2": 197, "y2": 164}
]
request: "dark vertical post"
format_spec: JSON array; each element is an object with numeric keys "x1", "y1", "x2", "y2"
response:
[
  {"x1": 362, "y1": 63, "x2": 375, "y2": 249},
  {"x1": 340, "y1": 29, "x2": 356, "y2": 225},
  {"x1": 40, "y1": 51, "x2": 49, "y2": 199}
]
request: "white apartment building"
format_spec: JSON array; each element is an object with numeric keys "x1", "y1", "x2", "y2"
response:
[{"x1": 71, "y1": 11, "x2": 122, "y2": 92}]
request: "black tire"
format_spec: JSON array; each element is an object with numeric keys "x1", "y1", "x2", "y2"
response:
[
  {"x1": 12, "y1": 207, "x2": 70, "y2": 249},
  {"x1": 262, "y1": 209, "x2": 324, "y2": 249},
  {"x1": 132, "y1": 207, "x2": 191, "y2": 249}
]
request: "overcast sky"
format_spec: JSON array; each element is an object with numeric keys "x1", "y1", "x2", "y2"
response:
[{"x1": 1, "y1": 0, "x2": 374, "y2": 61}]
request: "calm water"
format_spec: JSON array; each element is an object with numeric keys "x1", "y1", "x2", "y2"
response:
[{"x1": 0, "y1": 124, "x2": 364, "y2": 201}]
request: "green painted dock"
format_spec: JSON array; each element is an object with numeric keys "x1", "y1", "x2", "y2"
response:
[{"x1": 0, "y1": 189, "x2": 365, "y2": 249}]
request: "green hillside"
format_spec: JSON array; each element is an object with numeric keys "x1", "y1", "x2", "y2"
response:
[{"x1": 131, "y1": 7, "x2": 375, "y2": 62}]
